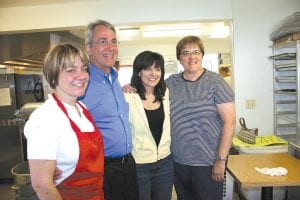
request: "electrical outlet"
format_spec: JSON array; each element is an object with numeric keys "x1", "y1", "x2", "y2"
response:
[{"x1": 246, "y1": 99, "x2": 256, "y2": 109}]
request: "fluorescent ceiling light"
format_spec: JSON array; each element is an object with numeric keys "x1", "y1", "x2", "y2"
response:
[
  {"x1": 142, "y1": 23, "x2": 202, "y2": 31},
  {"x1": 115, "y1": 21, "x2": 229, "y2": 40},
  {"x1": 141, "y1": 23, "x2": 203, "y2": 38},
  {"x1": 117, "y1": 27, "x2": 139, "y2": 41},
  {"x1": 142, "y1": 29, "x2": 202, "y2": 38},
  {"x1": 209, "y1": 23, "x2": 229, "y2": 38}
]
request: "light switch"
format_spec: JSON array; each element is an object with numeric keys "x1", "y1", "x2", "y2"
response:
[{"x1": 246, "y1": 99, "x2": 256, "y2": 109}]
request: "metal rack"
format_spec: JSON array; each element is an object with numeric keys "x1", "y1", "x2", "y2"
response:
[
  {"x1": 0, "y1": 74, "x2": 43, "y2": 179},
  {"x1": 271, "y1": 40, "x2": 300, "y2": 141}
]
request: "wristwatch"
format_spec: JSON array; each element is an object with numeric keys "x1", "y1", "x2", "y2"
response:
[{"x1": 215, "y1": 155, "x2": 228, "y2": 162}]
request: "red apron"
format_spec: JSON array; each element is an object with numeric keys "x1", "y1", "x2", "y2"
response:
[{"x1": 53, "y1": 94, "x2": 104, "y2": 200}]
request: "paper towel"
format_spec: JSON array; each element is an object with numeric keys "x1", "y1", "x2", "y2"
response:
[{"x1": 255, "y1": 167, "x2": 288, "y2": 176}]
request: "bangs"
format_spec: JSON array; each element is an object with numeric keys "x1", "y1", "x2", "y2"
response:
[
  {"x1": 142, "y1": 58, "x2": 163, "y2": 70},
  {"x1": 57, "y1": 48, "x2": 78, "y2": 70}
]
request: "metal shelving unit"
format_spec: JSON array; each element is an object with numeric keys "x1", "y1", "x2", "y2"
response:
[
  {"x1": 271, "y1": 40, "x2": 300, "y2": 141},
  {"x1": 271, "y1": 13, "x2": 300, "y2": 199}
]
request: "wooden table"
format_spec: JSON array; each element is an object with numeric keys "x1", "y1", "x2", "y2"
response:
[{"x1": 227, "y1": 153, "x2": 300, "y2": 200}]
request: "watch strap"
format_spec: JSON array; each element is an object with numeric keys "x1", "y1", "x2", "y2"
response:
[{"x1": 215, "y1": 155, "x2": 228, "y2": 162}]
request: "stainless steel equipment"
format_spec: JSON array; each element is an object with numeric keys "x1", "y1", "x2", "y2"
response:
[
  {"x1": 15, "y1": 102, "x2": 43, "y2": 161},
  {"x1": 11, "y1": 161, "x2": 38, "y2": 200},
  {"x1": 288, "y1": 142, "x2": 300, "y2": 199},
  {"x1": 0, "y1": 73, "x2": 44, "y2": 179}
]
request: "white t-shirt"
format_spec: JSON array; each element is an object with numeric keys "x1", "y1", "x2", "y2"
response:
[{"x1": 24, "y1": 94, "x2": 95, "y2": 185}]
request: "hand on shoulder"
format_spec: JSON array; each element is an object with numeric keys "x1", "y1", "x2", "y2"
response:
[{"x1": 122, "y1": 84, "x2": 137, "y2": 93}]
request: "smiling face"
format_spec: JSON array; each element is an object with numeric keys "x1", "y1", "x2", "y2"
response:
[
  {"x1": 139, "y1": 63, "x2": 162, "y2": 91},
  {"x1": 55, "y1": 55, "x2": 89, "y2": 104},
  {"x1": 86, "y1": 25, "x2": 118, "y2": 74},
  {"x1": 179, "y1": 43, "x2": 203, "y2": 74}
]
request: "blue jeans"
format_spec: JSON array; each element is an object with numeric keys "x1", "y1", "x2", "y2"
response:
[
  {"x1": 136, "y1": 154, "x2": 174, "y2": 200},
  {"x1": 174, "y1": 162, "x2": 223, "y2": 200}
]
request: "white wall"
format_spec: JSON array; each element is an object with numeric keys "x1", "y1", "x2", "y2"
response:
[
  {"x1": 0, "y1": 0, "x2": 232, "y2": 33},
  {"x1": 232, "y1": 0, "x2": 300, "y2": 134},
  {"x1": 0, "y1": 0, "x2": 299, "y2": 135}
]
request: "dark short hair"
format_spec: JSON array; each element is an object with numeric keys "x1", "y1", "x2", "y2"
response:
[
  {"x1": 85, "y1": 19, "x2": 116, "y2": 45},
  {"x1": 131, "y1": 51, "x2": 166, "y2": 102},
  {"x1": 176, "y1": 35, "x2": 205, "y2": 60},
  {"x1": 43, "y1": 43, "x2": 89, "y2": 89}
]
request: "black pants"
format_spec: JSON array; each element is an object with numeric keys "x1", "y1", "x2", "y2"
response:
[
  {"x1": 174, "y1": 162, "x2": 223, "y2": 200},
  {"x1": 103, "y1": 154, "x2": 139, "y2": 200}
]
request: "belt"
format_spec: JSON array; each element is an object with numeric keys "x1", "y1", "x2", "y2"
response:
[{"x1": 104, "y1": 153, "x2": 131, "y2": 164}]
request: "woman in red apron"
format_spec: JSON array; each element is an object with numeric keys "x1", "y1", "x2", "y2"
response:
[{"x1": 24, "y1": 43, "x2": 104, "y2": 200}]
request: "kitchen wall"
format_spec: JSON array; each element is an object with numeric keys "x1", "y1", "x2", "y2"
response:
[
  {"x1": 0, "y1": 0, "x2": 299, "y2": 134},
  {"x1": 0, "y1": 0, "x2": 232, "y2": 33},
  {"x1": 232, "y1": 0, "x2": 299, "y2": 134}
]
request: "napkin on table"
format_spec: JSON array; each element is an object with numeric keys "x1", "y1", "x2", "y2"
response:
[{"x1": 255, "y1": 167, "x2": 288, "y2": 176}]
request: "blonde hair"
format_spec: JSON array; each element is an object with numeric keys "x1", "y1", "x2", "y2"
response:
[{"x1": 43, "y1": 43, "x2": 89, "y2": 89}]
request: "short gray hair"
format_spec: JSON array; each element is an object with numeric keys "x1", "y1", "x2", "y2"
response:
[{"x1": 85, "y1": 19, "x2": 116, "y2": 45}]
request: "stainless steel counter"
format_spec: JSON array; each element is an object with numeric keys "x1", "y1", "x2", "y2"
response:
[
  {"x1": 288, "y1": 138, "x2": 300, "y2": 199},
  {"x1": 288, "y1": 138, "x2": 300, "y2": 159}
]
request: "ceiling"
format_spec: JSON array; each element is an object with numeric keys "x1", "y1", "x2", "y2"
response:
[
  {"x1": 0, "y1": 0, "x2": 230, "y2": 43},
  {"x1": 0, "y1": 0, "x2": 91, "y2": 8},
  {"x1": 0, "y1": 0, "x2": 231, "y2": 72},
  {"x1": 69, "y1": 21, "x2": 230, "y2": 46}
]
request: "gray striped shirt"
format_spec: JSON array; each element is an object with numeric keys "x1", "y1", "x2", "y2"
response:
[{"x1": 166, "y1": 70, "x2": 234, "y2": 166}]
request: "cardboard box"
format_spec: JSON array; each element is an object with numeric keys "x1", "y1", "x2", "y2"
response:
[{"x1": 274, "y1": 32, "x2": 300, "y2": 45}]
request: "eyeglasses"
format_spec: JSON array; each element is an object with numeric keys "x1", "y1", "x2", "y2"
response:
[
  {"x1": 90, "y1": 39, "x2": 119, "y2": 47},
  {"x1": 180, "y1": 50, "x2": 202, "y2": 57}
]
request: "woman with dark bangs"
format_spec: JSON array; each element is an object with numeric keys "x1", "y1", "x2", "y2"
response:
[{"x1": 124, "y1": 51, "x2": 173, "y2": 200}]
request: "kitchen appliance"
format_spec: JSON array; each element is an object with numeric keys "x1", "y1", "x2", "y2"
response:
[
  {"x1": 288, "y1": 142, "x2": 300, "y2": 199},
  {"x1": 15, "y1": 102, "x2": 43, "y2": 162},
  {"x1": 0, "y1": 73, "x2": 44, "y2": 179},
  {"x1": 11, "y1": 161, "x2": 38, "y2": 200}
]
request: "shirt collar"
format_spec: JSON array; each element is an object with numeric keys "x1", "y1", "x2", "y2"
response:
[{"x1": 89, "y1": 63, "x2": 118, "y2": 81}]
